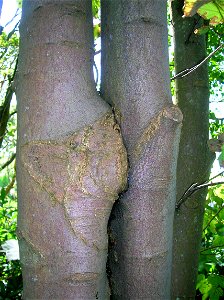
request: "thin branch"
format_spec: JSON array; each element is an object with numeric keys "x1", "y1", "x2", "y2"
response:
[
  {"x1": 4, "y1": 8, "x2": 20, "y2": 29},
  {"x1": 7, "y1": 21, "x2": 20, "y2": 40},
  {"x1": 176, "y1": 171, "x2": 224, "y2": 209},
  {"x1": 200, "y1": 244, "x2": 224, "y2": 253},
  {"x1": 209, "y1": 170, "x2": 224, "y2": 182},
  {"x1": 93, "y1": 60, "x2": 99, "y2": 87},
  {"x1": 195, "y1": 181, "x2": 224, "y2": 190},
  {"x1": 171, "y1": 44, "x2": 224, "y2": 80},
  {"x1": 203, "y1": 203, "x2": 224, "y2": 232},
  {"x1": 5, "y1": 173, "x2": 16, "y2": 196},
  {"x1": 94, "y1": 50, "x2": 101, "y2": 56},
  {"x1": 9, "y1": 111, "x2": 17, "y2": 118},
  {"x1": 1, "y1": 153, "x2": 16, "y2": 171}
]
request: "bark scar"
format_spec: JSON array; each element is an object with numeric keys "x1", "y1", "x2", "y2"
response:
[
  {"x1": 132, "y1": 105, "x2": 182, "y2": 163},
  {"x1": 21, "y1": 112, "x2": 128, "y2": 249}
]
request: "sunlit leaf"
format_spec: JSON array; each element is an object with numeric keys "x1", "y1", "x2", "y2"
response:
[
  {"x1": 212, "y1": 235, "x2": 224, "y2": 246},
  {"x1": 183, "y1": 0, "x2": 213, "y2": 17},
  {"x1": 92, "y1": 0, "x2": 100, "y2": 19},
  {"x1": 198, "y1": 277, "x2": 212, "y2": 294},
  {"x1": 16, "y1": 0, "x2": 22, "y2": 8},
  {"x1": 93, "y1": 23, "x2": 101, "y2": 40},
  {"x1": 214, "y1": 185, "x2": 224, "y2": 199},
  {"x1": 198, "y1": 0, "x2": 224, "y2": 25},
  {"x1": 183, "y1": 0, "x2": 224, "y2": 25},
  {"x1": 197, "y1": 274, "x2": 206, "y2": 289}
]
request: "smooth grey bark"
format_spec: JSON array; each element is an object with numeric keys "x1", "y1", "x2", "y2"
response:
[
  {"x1": 16, "y1": 1, "x2": 127, "y2": 298},
  {"x1": 171, "y1": 1, "x2": 213, "y2": 298},
  {"x1": 101, "y1": 0, "x2": 182, "y2": 298}
]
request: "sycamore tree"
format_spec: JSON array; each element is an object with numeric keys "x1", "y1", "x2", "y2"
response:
[
  {"x1": 0, "y1": 0, "x2": 222, "y2": 299},
  {"x1": 16, "y1": 0, "x2": 182, "y2": 298}
]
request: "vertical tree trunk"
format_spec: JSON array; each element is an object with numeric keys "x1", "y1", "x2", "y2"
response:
[
  {"x1": 16, "y1": 1, "x2": 127, "y2": 298},
  {"x1": 171, "y1": 1, "x2": 213, "y2": 298},
  {"x1": 101, "y1": 1, "x2": 182, "y2": 298}
]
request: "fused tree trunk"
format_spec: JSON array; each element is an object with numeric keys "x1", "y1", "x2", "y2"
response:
[
  {"x1": 16, "y1": 1, "x2": 127, "y2": 298},
  {"x1": 101, "y1": 0, "x2": 182, "y2": 298},
  {"x1": 171, "y1": 1, "x2": 213, "y2": 298}
]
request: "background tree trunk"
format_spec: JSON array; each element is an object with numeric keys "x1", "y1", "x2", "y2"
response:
[
  {"x1": 171, "y1": 1, "x2": 213, "y2": 298},
  {"x1": 101, "y1": 0, "x2": 182, "y2": 298},
  {"x1": 16, "y1": 1, "x2": 127, "y2": 298}
]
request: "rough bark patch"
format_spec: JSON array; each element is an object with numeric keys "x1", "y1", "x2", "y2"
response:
[
  {"x1": 21, "y1": 112, "x2": 128, "y2": 250},
  {"x1": 133, "y1": 105, "x2": 183, "y2": 163}
]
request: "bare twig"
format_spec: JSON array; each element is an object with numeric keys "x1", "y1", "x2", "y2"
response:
[
  {"x1": 171, "y1": 44, "x2": 224, "y2": 80},
  {"x1": 176, "y1": 171, "x2": 224, "y2": 209},
  {"x1": 93, "y1": 61, "x2": 99, "y2": 86},
  {"x1": 7, "y1": 21, "x2": 20, "y2": 40},
  {"x1": 200, "y1": 244, "x2": 224, "y2": 253},
  {"x1": 5, "y1": 173, "x2": 16, "y2": 196},
  {"x1": 94, "y1": 50, "x2": 101, "y2": 56},
  {"x1": 209, "y1": 170, "x2": 224, "y2": 181},
  {"x1": 4, "y1": 9, "x2": 20, "y2": 29},
  {"x1": 9, "y1": 111, "x2": 17, "y2": 118},
  {"x1": 1, "y1": 153, "x2": 16, "y2": 171}
]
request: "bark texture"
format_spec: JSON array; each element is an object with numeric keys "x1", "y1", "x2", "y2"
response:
[
  {"x1": 16, "y1": 1, "x2": 127, "y2": 299},
  {"x1": 101, "y1": 1, "x2": 182, "y2": 298},
  {"x1": 171, "y1": 1, "x2": 213, "y2": 298}
]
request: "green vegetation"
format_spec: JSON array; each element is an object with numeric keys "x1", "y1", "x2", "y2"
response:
[{"x1": 0, "y1": 14, "x2": 21, "y2": 299}]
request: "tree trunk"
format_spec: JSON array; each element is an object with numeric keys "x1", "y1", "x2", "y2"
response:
[
  {"x1": 101, "y1": 0, "x2": 182, "y2": 298},
  {"x1": 171, "y1": 1, "x2": 213, "y2": 298},
  {"x1": 16, "y1": 1, "x2": 127, "y2": 298}
]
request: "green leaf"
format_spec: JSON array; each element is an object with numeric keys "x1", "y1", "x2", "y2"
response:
[
  {"x1": 212, "y1": 235, "x2": 224, "y2": 246},
  {"x1": 214, "y1": 185, "x2": 224, "y2": 199},
  {"x1": 199, "y1": 278, "x2": 212, "y2": 294},
  {"x1": 210, "y1": 286, "x2": 223, "y2": 299},
  {"x1": 93, "y1": 24, "x2": 101, "y2": 40},
  {"x1": 198, "y1": 0, "x2": 224, "y2": 25},
  {"x1": 209, "y1": 219, "x2": 218, "y2": 233},
  {"x1": 183, "y1": 0, "x2": 224, "y2": 25},
  {"x1": 92, "y1": 0, "x2": 100, "y2": 18},
  {"x1": 183, "y1": 0, "x2": 213, "y2": 17},
  {"x1": 197, "y1": 274, "x2": 206, "y2": 289},
  {"x1": 208, "y1": 274, "x2": 224, "y2": 287},
  {"x1": 218, "y1": 208, "x2": 224, "y2": 220},
  {"x1": 202, "y1": 293, "x2": 210, "y2": 300},
  {"x1": 16, "y1": 0, "x2": 22, "y2": 8}
]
